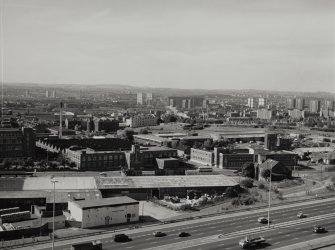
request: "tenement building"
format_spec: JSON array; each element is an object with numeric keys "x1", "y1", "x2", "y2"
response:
[
  {"x1": 126, "y1": 114, "x2": 157, "y2": 128},
  {"x1": 0, "y1": 127, "x2": 35, "y2": 160},
  {"x1": 65, "y1": 146, "x2": 126, "y2": 170}
]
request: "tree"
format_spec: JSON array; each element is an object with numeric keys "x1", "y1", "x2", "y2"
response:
[
  {"x1": 193, "y1": 141, "x2": 203, "y2": 149},
  {"x1": 39, "y1": 160, "x2": 47, "y2": 168},
  {"x1": 240, "y1": 178, "x2": 254, "y2": 189},
  {"x1": 69, "y1": 162, "x2": 77, "y2": 169},
  {"x1": 203, "y1": 139, "x2": 213, "y2": 150},
  {"x1": 162, "y1": 141, "x2": 172, "y2": 148},
  {"x1": 139, "y1": 128, "x2": 148, "y2": 134},
  {"x1": 121, "y1": 166, "x2": 138, "y2": 176},
  {"x1": 241, "y1": 162, "x2": 255, "y2": 179},
  {"x1": 261, "y1": 169, "x2": 271, "y2": 180},
  {"x1": 24, "y1": 158, "x2": 34, "y2": 168},
  {"x1": 225, "y1": 187, "x2": 239, "y2": 198},
  {"x1": 171, "y1": 140, "x2": 179, "y2": 149},
  {"x1": 119, "y1": 129, "x2": 135, "y2": 142},
  {"x1": 57, "y1": 154, "x2": 67, "y2": 166},
  {"x1": 164, "y1": 115, "x2": 177, "y2": 123}
]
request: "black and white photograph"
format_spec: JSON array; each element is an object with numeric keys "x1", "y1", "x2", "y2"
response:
[{"x1": 0, "y1": 0, "x2": 334, "y2": 249}]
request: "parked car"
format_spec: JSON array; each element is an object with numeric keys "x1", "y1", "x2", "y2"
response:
[
  {"x1": 114, "y1": 234, "x2": 131, "y2": 242},
  {"x1": 179, "y1": 232, "x2": 191, "y2": 237},
  {"x1": 313, "y1": 226, "x2": 326, "y2": 233}
]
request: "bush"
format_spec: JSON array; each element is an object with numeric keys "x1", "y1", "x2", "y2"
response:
[
  {"x1": 240, "y1": 178, "x2": 254, "y2": 189},
  {"x1": 139, "y1": 128, "x2": 148, "y2": 134},
  {"x1": 231, "y1": 198, "x2": 241, "y2": 206},
  {"x1": 241, "y1": 196, "x2": 257, "y2": 205},
  {"x1": 225, "y1": 187, "x2": 239, "y2": 198},
  {"x1": 241, "y1": 162, "x2": 255, "y2": 178},
  {"x1": 258, "y1": 183, "x2": 265, "y2": 189}
]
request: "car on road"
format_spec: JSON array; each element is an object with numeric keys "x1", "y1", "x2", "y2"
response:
[
  {"x1": 297, "y1": 212, "x2": 307, "y2": 218},
  {"x1": 114, "y1": 234, "x2": 131, "y2": 242},
  {"x1": 257, "y1": 217, "x2": 268, "y2": 224},
  {"x1": 71, "y1": 240, "x2": 102, "y2": 250},
  {"x1": 239, "y1": 236, "x2": 266, "y2": 249},
  {"x1": 153, "y1": 231, "x2": 166, "y2": 237},
  {"x1": 178, "y1": 232, "x2": 190, "y2": 237},
  {"x1": 313, "y1": 226, "x2": 326, "y2": 233}
]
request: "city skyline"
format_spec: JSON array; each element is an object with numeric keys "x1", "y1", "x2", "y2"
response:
[{"x1": 0, "y1": 0, "x2": 334, "y2": 92}]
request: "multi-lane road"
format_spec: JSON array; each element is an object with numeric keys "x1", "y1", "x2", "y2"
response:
[{"x1": 15, "y1": 198, "x2": 335, "y2": 250}]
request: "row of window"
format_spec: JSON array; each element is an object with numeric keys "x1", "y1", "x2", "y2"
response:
[{"x1": 82, "y1": 154, "x2": 124, "y2": 161}]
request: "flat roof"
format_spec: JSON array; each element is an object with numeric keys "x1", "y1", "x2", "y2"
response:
[
  {"x1": 155, "y1": 133, "x2": 188, "y2": 138},
  {"x1": 0, "y1": 128, "x2": 20, "y2": 132},
  {"x1": 133, "y1": 134, "x2": 168, "y2": 142},
  {"x1": 0, "y1": 191, "x2": 46, "y2": 199},
  {"x1": 1, "y1": 175, "x2": 238, "y2": 192},
  {"x1": 96, "y1": 175, "x2": 238, "y2": 189},
  {"x1": 181, "y1": 136, "x2": 211, "y2": 140},
  {"x1": 71, "y1": 196, "x2": 138, "y2": 210},
  {"x1": 140, "y1": 146, "x2": 176, "y2": 152}
]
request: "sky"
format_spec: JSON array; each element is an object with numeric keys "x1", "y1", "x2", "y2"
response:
[{"x1": 0, "y1": 0, "x2": 334, "y2": 92}]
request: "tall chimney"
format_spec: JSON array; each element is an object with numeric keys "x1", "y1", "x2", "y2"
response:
[{"x1": 59, "y1": 102, "x2": 63, "y2": 139}]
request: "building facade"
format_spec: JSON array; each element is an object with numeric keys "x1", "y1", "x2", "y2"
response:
[
  {"x1": 68, "y1": 196, "x2": 139, "y2": 228},
  {"x1": 288, "y1": 109, "x2": 305, "y2": 119},
  {"x1": 137, "y1": 92, "x2": 153, "y2": 105},
  {"x1": 257, "y1": 109, "x2": 274, "y2": 120},
  {"x1": 65, "y1": 147, "x2": 126, "y2": 170},
  {"x1": 0, "y1": 127, "x2": 36, "y2": 160},
  {"x1": 190, "y1": 148, "x2": 214, "y2": 166},
  {"x1": 309, "y1": 100, "x2": 321, "y2": 113},
  {"x1": 286, "y1": 98, "x2": 296, "y2": 109},
  {"x1": 126, "y1": 114, "x2": 157, "y2": 128},
  {"x1": 295, "y1": 98, "x2": 305, "y2": 110},
  {"x1": 93, "y1": 117, "x2": 119, "y2": 133},
  {"x1": 258, "y1": 151, "x2": 298, "y2": 166},
  {"x1": 125, "y1": 145, "x2": 177, "y2": 170},
  {"x1": 218, "y1": 153, "x2": 255, "y2": 169}
]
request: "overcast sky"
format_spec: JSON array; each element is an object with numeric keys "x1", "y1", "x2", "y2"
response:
[{"x1": 1, "y1": 0, "x2": 334, "y2": 92}]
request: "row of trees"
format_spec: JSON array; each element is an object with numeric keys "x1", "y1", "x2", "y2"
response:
[
  {"x1": 1, "y1": 154, "x2": 77, "y2": 171},
  {"x1": 240, "y1": 162, "x2": 271, "y2": 180}
]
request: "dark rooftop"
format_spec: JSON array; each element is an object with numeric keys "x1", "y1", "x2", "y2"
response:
[{"x1": 71, "y1": 196, "x2": 138, "y2": 209}]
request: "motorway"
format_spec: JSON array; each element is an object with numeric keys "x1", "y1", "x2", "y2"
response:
[{"x1": 15, "y1": 198, "x2": 335, "y2": 250}]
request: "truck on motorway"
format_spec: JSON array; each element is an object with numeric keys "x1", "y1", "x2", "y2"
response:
[
  {"x1": 239, "y1": 236, "x2": 266, "y2": 249},
  {"x1": 71, "y1": 240, "x2": 102, "y2": 250}
]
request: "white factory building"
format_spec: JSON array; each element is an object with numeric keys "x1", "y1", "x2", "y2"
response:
[{"x1": 68, "y1": 196, "x2": 139, "y2": 228}]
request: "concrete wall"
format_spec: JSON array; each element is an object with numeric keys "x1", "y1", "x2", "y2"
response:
[
  {"x1": 68, "y1": 201, "x2": 83, "y2": 223},
  {"x1": 68, "y1": 201, "x2": 139, "y2": 228},
  {"x1": 190, "y1": 148, "x2": 214, "y2": 166}
]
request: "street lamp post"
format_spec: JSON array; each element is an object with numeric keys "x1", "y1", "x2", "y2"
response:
[
  {"x1": 50, "y1": 179, "x2": 58, "y2": 250},
  {"x1": 267, "y1": 168, "x2": 272, "y2": 228}
]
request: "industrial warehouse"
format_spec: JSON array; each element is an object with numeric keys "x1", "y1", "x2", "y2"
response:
[{"x1": 0, "y1": 175, "x2": 238, "y2": 210}]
